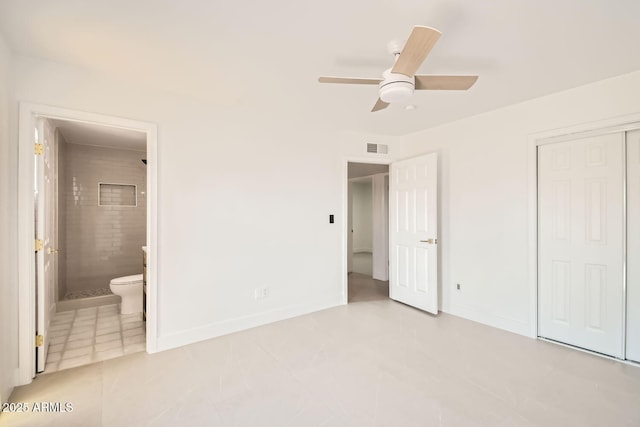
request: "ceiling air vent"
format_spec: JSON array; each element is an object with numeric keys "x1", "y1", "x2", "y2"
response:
[{"x1": 367, "y1": 143, "x2": 388, "y2": 154}]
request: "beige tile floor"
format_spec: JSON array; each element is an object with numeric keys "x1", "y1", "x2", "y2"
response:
[
  {"x1": 45, "y1": 304, "x2": 146, "y2": 373},
  {"x1": 2, "y1": 273, "x2": 639, "y2": 426}
]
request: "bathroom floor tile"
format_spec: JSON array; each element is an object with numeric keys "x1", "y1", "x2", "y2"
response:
[
  {"x1": 49, "y1": 343, "x2": 64, "y2": 353},
  {"x1": 123, "y1": 334, "x2": 145, "y2": 345},
  {"x1": 123, "y1": 342, "x2": 146, "y2": 354},
  {"x1": 96, "y1": 325, "x2": 121, "y2": 336},
  {"x1": 68, "y1": 331, "x2": 94, "y2": 342},
  {"x1": 63, "y1": 346, "x2": 93, "y2": 359},
  {"x1": 122, "y1": 327, "x2": 144, "y2": 338},
  {"x1": 94, "y1": 347, "x2": 124, "y2": 362},
  {"x1": 47, "y1": 352, "x2": 62, "y2": 362},
  {"x1": 96, "y1": 332, "x2": 121, "y2": 344},
  {"x1": 95, "y1": 339, "x2": 123, "y2": 353},
  {"x1": 58, "y1": 355, "x2": 93, "y2": 370},
  {"x1": 122, "y1": 320, "x2": 144, "y2": 330},
  {"x1": 66, "y1": 338, "x2": 93, "y2": 350},
  {"x1": 43, "y1": 302, "x2": 146, "y2": 374},
  {"x1": 44, "y1": 362, "x2": 59, "y2": 374}
]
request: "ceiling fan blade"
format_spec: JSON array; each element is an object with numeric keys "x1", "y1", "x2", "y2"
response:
[
  {"x1": 391, "y1": 26, "x2": 441, "y2": 77},
  {"x1": 318, "y1": 76, "x2": 382, "y2": 85},
  {"x1": 371, "y1": 98, "x2": 389, "y2": 112},
  {"x1": 414, "y1": 75, "x2": 478, "y2": 90}
]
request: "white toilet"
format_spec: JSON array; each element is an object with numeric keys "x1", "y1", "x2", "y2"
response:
[{"x1": 109, "y1": 274, "x2": 143, "y2": 315}]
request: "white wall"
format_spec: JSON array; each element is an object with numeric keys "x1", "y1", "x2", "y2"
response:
[
  {"x1": 351, "y1": 180, "x2": 373, "y2": 253},
  {"x1": 0, "y1": 34, "x2": 18, "y2": 404},
  {"x1": 401, "y1": 70, "x2": 640, "y2": 336},
  {"x1": 10, "y1": 54, "x2": 400, "y2": 351}
]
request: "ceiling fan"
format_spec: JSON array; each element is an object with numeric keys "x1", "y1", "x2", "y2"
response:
[{"x1": 318, "y1": 26, "x2": 478, "y2": 112}]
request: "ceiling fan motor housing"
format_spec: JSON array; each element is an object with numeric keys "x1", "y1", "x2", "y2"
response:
[{"x1": 379, "y1": 69, "x2": 415, "y2": 103}]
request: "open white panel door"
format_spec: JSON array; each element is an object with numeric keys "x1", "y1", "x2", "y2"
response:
[
  {"x1": 35, "y1": 118, "x2": 55, "y2": 373},
  {"x1": 389, "y1": 153, "x2": 438, "y2": 314}
]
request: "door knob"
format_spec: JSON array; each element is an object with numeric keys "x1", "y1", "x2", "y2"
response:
[{"x1": 419, "y1": 238, "x2": 437, "y2": 244}]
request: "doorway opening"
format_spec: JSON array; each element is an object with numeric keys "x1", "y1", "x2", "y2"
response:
[
  {"x1": 347, "y1": 162, "x2": 389, "y2": 303},
  {"x1": 17, "y1": 104, "x2": 158, "y2": 384}
]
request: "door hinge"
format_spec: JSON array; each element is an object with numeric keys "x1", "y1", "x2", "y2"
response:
[
  {"x1": 35, "y1": 239, "x2": 43, "y2": 251},
  {"x1": 35, "y1": 335, "x2": 43, "y2": 347},
  {"x1": 35, "y1": 143, "x2": 43, "y2": 155}
]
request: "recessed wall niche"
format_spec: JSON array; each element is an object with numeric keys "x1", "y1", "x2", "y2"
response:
[{"x1": 99, "y1": 183, "x2": 137, "y2": 207}]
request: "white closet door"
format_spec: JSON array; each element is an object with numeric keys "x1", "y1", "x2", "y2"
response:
[
  {"x1": 538, "y1": 133, "x2": 624, "y2": 358},
  {"x1": 626, "y1": 129, "x2": 640, "y2": 362}
]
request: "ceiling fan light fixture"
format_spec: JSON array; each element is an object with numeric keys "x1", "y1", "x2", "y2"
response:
[
  {"x1": 379, "y1": 81, "x2": 414, "y2": 103},
  {"x1": 379, "y1": 69, "x2": 415, "y2": 103}
]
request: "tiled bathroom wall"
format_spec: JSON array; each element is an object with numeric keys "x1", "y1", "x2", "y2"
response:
[{"x1": 63, "y1": 143, "x2": 146, "y2": 295}]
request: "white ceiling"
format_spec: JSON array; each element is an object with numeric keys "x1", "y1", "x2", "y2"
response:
[
  {"x1": 50, "y1": 119, "x2": 147, "y2": 151},
  {"x1": 1, "y1": 0, "x2": 639, "y2": 136}
]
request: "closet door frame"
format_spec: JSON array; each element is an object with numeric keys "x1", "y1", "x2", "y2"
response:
[{"x1": 527, "y1": 114, "x2": 640, "y2": 358}]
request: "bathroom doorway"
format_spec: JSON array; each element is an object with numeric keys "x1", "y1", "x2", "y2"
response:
[
  {"x1": 17, "y1": 104, "x2": 158, "y2": 383},
  {"x1": 346, "y1": 161, "x2": 390, "y2": 303},
  {"x1": 40, "y1": 118, "x2": 147, "y2": 373}
]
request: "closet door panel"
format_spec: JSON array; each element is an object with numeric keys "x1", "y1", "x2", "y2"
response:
[
  {"x1": 538, "y1": 133, "x2": 625, "y2": 358},
  {"x1": 626, "y1": 129, "x2": 640, "y2": 362}
]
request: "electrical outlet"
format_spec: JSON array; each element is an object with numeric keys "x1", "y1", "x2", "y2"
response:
[
  {"x1": 254, "y1": 287, "x2": 270, "y2": 300},
  {"x1": 456, "y1": 283, "x2": 461, "y2": 290}
]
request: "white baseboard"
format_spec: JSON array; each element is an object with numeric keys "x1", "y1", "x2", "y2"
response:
[
  {"x1": 156, "y1": 294, "x2": 344, "y2": 352},
  {"x1": 446, "y1": 303, "x2": 531, "y2": 337}
]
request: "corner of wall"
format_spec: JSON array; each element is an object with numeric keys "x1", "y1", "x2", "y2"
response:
[{"x1": 0, "y1": 33, "x2": 18, "y2": 403}]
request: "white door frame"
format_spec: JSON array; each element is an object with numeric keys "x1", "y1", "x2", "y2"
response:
[
  {"x1": 17, "y1": 103, "x2": 159, "y2": 385},
  {"x1": 527, "y1": 113, "x2": 640, "y2": 340},
  {"x1": 342, "y1": 158, "x2": 391, "y2": 303}
]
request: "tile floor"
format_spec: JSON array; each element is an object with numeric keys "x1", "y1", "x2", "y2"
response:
[
  {"x1": 2, "y1": 274, "x2": 640, "y2": 426},
  {"x1": 45, "y1": 304, "x2": 146, "y2": 373}
]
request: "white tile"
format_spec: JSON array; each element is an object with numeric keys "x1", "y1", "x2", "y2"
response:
[
  {"x1": 63, "y1": 346, "x2": 93, "y2": 359},
  {"x1": 121, "y1": 314, "x2": 142, "y2": 324},
  {"x1": 49, "y1": 335, "x2": 68, "y2": 345},
  {"x1": 47, "y1": 352, "x2": 62, "y2": 362},
  {"x1": 73, "y1": 319, "x2": 96, "y2": 328},
  {"x1": 123, "y1": 342, "x2": 146, "y2": 354},
  {"x1": 66, "y1": 338, "x2": 94, "y2": 350},
  {"x1": 122, "y1": 327, "x2": 144, "y2": 338},
  {"x1": 94, "y1": 347, "x2": 125, "y2": 362},
  {"x1": 97, "y1": 320, "x2": 120, "y2": 329},
  {"x1": 123, "y1": 334, "x2": 145, "y2": 345},
  {"x1": 96, "y1": 325, "x2": 121, "y2": 335},
  {"x1": 44, "y1": 361, "x2": 59, "y2": 374},
  {"x1": 96, "y1": 332, "x2": 121, "y2": 343},
  {"x1": 58, "y1": 354, "x2": 93, "y2": 371},
  {"x1": 68, "y1": 330, "x2": 94, "y2": 342},
  {"x1": 49, "y1": 343, "x2": 64, "y2": 353},
  {"x1": 12, "y1": 275, "x2": 640, "y2": 427},
  {"x1": 95, "y1": 339, "x2": 123, "y2": 352},
  {"x1": 70, "y1": 324, "x2": 95, "y2": 334},
  {"x1": 122, "y1": 320, "x2": 144, "y2": 330}
]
